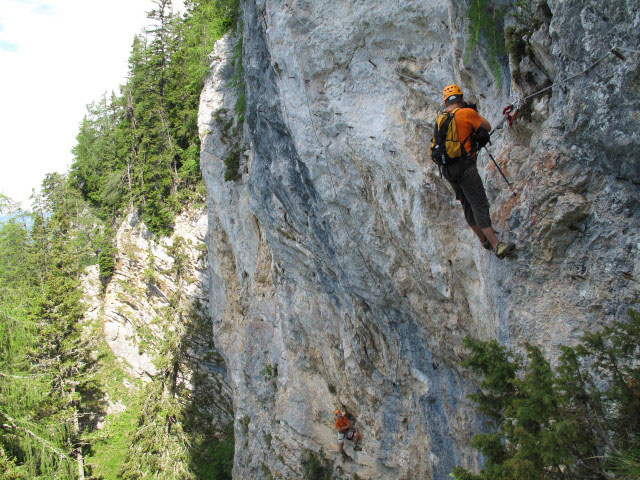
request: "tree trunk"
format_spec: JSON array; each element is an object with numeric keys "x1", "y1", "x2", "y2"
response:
[{"x1": 70, "y1": 384, "x2": 85, "y2": 480}]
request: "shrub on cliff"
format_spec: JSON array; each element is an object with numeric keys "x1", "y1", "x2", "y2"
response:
[
  {"x1": 302, "y1": 450, "x2": 334, "y2": 480},
  {"x1": 452, "y1": 309, "x2": 640, "y2": 480}
]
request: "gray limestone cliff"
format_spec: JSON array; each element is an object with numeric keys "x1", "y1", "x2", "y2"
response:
[
  {"x1": 83, "y1": 210, "x2": 233, "y2": 432},
  {"x1": 199, "y1": 1, "x2": 640, "y2": 478}
]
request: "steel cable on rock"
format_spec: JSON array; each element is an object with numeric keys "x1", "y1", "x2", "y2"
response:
[
  {"x1": 517, "y1": 49, "x2": 613, "y2": 104},
  {"x1": 379, "y1": 42, "x2": 639, "y2": 133},
  {"x1": 282, "y1": 1, "x2": 477, "y2": 309},
  {"x1": 492, "y1": 44, "x2": 639, "y2": 132},
  {"x1": 281, "y1": 2, "x2": 393, "y2": 300},
  {"x1": 290, "y1": 4, "x2": 464, "y2": 387},
  {"x1": 280, "y1": 2, "x2": 434, "y2": 386},
  {"x1": 613, "y1": 46, "x2": 640, "y2": 54}
]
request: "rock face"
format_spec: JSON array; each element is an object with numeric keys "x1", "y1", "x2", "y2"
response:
[
  {"x1": 200, "y1": 1, "x2": 640, "y2": 478},
  {"x1": 100, "y1": 210, "x2": 233, "y2": 426}
]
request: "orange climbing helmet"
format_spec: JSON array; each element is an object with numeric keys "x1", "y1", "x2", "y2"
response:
[
  {"x1": 442, "y1": 84, "x2": 463, "y2": 101},
  {"x1": 334, "y1": 409, "x2": 341, "y2": 416}
]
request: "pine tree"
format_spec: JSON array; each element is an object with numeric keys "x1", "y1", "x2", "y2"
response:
[
  {"x1": 33, "y1": 175, "x2": 104, "y2": 480},
  {"x1": 452, "y1": 309, "x2": 640, "y2": 480},
  {"x1": 0, "y1": 179, "x2": 104, "y2": 479},
  {"x1": 3, "y1": 2, "x2": 243, "y2": 477},
  {"x1": 0, "y1": 213, "x2": 71, "y2": 479},
  {"x1": 69, "y1": 0, "x2": 242, "y2": 237}
]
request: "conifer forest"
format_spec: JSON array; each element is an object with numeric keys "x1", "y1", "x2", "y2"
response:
[{"x1": 1, "y1": 1, "x2": 237, "y2": 478}]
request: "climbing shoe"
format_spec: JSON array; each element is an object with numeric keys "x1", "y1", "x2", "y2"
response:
[
  {"x1": 494, "y1": 241, "x2": 515, "y2": 259},
  {"x1": 481, "y1": 239, "x2": 492, "y2": 250},
  {"x1": 353, "y1": 446, "x2": 362, "y2": 452}
]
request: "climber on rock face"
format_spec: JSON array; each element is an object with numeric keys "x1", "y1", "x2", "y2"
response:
[
  {"x1": 431, "y1": 84, "x2": 515, "y2": 259},
  {"x1": 334, "y1": 409, "x2": 361, "y2": 455}
]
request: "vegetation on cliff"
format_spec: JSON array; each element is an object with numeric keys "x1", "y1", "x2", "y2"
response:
[
  {"x1": 70, "y1": 0, "x2": 240, "y2": 236},
  {"x1": 0, "y1": 0, "x2": 239, "y2": 478},
  {"x1": 452, "y1": 309, "x2": 640, "y2": 480}
]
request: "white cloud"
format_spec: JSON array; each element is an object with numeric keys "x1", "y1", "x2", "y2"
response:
[{"x1": 0, "y1": 0, "x2": 181, "y2": 210}]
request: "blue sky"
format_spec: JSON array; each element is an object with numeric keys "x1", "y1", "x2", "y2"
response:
[
  {"x1": 0, "y1": 0, "x2": 180, "y2": 210},
  {"x1": 0, "y1": 39, "x2": 18, "y2": 52},
  {"x1": 0, "y1": 0, "x2": 51, "y2": 51},
  {"x1": 0, "y1": 24, "x2": 18, "y2": 52}
]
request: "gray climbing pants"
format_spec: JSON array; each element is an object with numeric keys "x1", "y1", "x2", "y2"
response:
[{"x1": 444, "y1": 159, "x2": 492, "y2": 229}]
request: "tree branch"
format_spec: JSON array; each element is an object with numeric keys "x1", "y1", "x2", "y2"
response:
[{"x1": 0, "y1": 411, "x2": 70, "y2": 460}]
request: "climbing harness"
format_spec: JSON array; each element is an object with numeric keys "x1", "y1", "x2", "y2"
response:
[{"x1": 492, "y1": 45, "x2": 638, "y2": 134}]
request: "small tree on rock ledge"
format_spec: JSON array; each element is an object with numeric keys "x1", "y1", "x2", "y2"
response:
[{"x1": 452, "y1": 308, "x2": 640, "y2": 480}]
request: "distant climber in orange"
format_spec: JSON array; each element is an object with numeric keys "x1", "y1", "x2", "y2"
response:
[
  {"x1": 431, "y1": 84, "x2": 515, "y2": 258},
  {"x1": 334, "y1": 409, "x2": 361, "y2": 455}
]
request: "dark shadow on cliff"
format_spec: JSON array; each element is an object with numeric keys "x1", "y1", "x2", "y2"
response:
[{"x1": 181, "y1": 300, "x2": 235, "y2": 480}]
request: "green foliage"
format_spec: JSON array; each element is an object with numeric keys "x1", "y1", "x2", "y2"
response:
[
  {"x1": 70, "y1": 0, "x2": 242, "y2": 236},
  {"x1": 87, "y1": 393, "x2": 142, "y2": 479},
  {"x1": 260, "y1": 363, "x2": 277, "y2": 381},
  {"x1": 0, "y1": 194, "x2": 21, "y2": 216},
  {"x1": 211, "y1": 35, "x2": 246, "y2": 183},
  {"x1": 117, "y1": 381, "x2": 193, "y2": 480},
  {"x1": 190, "y1": 422, "x2": 234, "y2": 480},
  {"x1": 504, "y1": 26, "x2": 526, "y2": 63},
  {"x1": 86, "y1": 299, "x2": 235, "y2": 480},
  {"x1": 223, "y1": 144, "x2": 242, "y2": 182},
  {"x1": 465, "y1": 0, "x2": 506, "y2": 86},
  {"x1": 504, "y1": 26, "x2": 526, "y2": 83},
  {"x1": 611, "y1": 446, "x2": 640, "y2": 480},
  {"x1": 167, "y1": 236, "x2": 189, "y2": 278},
  {"x1": 213, "y1": 105, "x2": 244, "y2": 183},
  {"x1": 0, "y1": 178, "x2": 105, "y2": 480},
  {"x1": 0, "y1": 220, "x2": 35, "y2": 315},
  {"x1": 260, "y1": 465, "x2": 274, "y2": 480},
  {"x1": 505, "y1": 1, "x2": 552, "y2": 85},
  {"x1": 98, "y1": 230, "x2": 117, "y2": 286},
  {"x1": 301, "y1": 450, "x2": 334, "y2": 480},
  {"x1": 117, "y1": 235, "x2": 234, "y2": 479},
  {"x1": 83, "y1": 335, "x2": 143, "y2": 480},
  {"x1": 452, "y1": 309, "x2": 640, "y2": 480},
  {"x1": 144, "y1": 249, "x2": 158, "y2": 286},
  {"x1": 229, "y1": 36, "x2": 246, "y2": 122},
  {"x1": 235, "y1": 91, "x2": 246, "y2": 120},
  {"x1": 511, "y1": 0, "x2": 544, "y2": 31},
  {"x1": 1, "y1": 1, "x2": 242, "y2": 477},
  {"x1": 240, "y1": 416, "x2": 250, "y2": 435}
]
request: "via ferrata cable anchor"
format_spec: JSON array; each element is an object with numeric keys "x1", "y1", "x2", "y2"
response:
[
  {"x1": 502, "y1": 99, "x2": 522, "y2": 127},
  {"x1": 610, "y1": 46, "x2": 627, "y2": 61},
  {"x1": 489, "y1": 98, "x2": 522, "y2": 137}
]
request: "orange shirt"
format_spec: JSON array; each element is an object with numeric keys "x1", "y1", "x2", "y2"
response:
[
  {"x1": 335, "y1": 416, "x2": 350, "y2": 431},
  {"x1": 452, "y1": 107, "x2": 485, "y2": 153}
]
